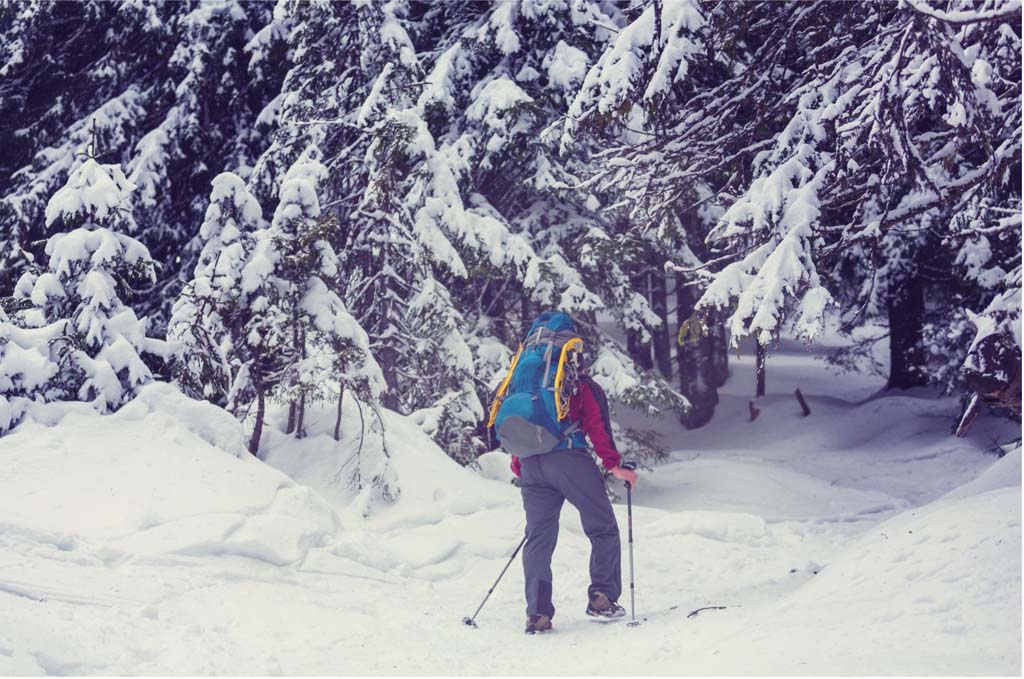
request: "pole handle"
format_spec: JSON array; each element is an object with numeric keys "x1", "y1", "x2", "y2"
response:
[{"x1": 620, "y1": 460, "x2": 636, "y2": 490}]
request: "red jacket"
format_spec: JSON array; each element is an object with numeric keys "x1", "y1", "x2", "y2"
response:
[{"x1": 509, "y1": 379, "x2": 621, "y2": 477}]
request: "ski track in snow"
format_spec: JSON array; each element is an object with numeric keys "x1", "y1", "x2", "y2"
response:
[{"x1": 0, "y1": 338, "x2": 1019, "y2": 675}]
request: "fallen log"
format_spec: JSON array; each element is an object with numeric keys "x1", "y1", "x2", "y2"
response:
[{"x1": 794, "y1": 388, "x2": 811, "y2": 416}]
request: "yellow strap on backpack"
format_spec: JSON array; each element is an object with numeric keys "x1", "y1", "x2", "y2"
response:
[
  {"x1": 553, "y1": 338, "x2": 583, "y2": 421},
  {"x1": 486, "y1": 344, "x2": 523, "y2": 428}
]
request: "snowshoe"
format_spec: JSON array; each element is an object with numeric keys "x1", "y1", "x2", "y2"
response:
[
  {"x1": 524, "y1": 613, "x2": 553, "y2": 634},
  {"x1": 586, "y1": 591, "x2": 626, "y2": 621}
]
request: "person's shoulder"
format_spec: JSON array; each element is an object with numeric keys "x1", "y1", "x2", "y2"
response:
[
  {"x1": 575, "y1": 375, "x2": 593, "y2": 397},
  {"x1": 579, "y1": 374, "x2": 603, "y2": 396}
]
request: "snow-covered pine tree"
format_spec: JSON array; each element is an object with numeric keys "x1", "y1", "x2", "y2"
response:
[
  {"x1": 398, "y1": 0, "x2": 686, "y2": 463},
  {"x1": 0, "y1": 305, "x2": 58, "y2": 435},
  {"x1": 267, "y1": 157, "x2": 334, "y2": 436},
  {"x1": 127, "y1": 1, "x2": 283, "y2": 325},
  {"x1": 955, "y1": 205, "x2": 1021, "y2": 400},
  {"x1": 808, "y1": 0, "x2": 1021, "y2": 394},
  {"x1": 566, "y1": 0, "x2": 1021, "y2": 416},
  {"x1": 1, "y1": 1, "x2": 161, "y2": 293},
  {"x1": 922, "y1": 2, "x2": 1021, "y2": 399},
  {"x1": 230, "y1": 167, "x2": 303, "y2": 455},
  {"x1": 10, "y1": 156, "x2": 164, "y2": 413},
  {"x1": 238, "y1": 152, "x2": 387, "y2": 464},
  {"x1": 244, "y1": 0, "x2": 487, "y2": 465},
  {"x1": 168, "y1": 172, "x2": 263, "y2": 404},
  {"x1": 0, "y1": 307, "x2": 23, "y2": 434},
  {"x1": 559, "y1": 0, "x2": 732, "y2": 426},
  {"x1": 0, "y1": 1, "x2": 282, "y2": 329}
]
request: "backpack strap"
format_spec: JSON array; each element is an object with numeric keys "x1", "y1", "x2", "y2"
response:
[
  {"x1": 525, "y1": 327, "x2": 577, "y2": 349},
  {"x1": 486, "y1": 344, "x2": 523, "y2": 428},
  {"x1": 580, "y1": 375, "x2": 617, "y2": 450},
  {"x1": 542, "y1": 340, "x2": 555, "y2": 391}
]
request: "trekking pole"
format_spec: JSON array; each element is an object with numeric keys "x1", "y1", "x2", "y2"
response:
[
  {"x1": 462, "y1": 534, "x2": 528, "y2": 629},
  {"x1": 621, "y1": 461, "x2": 640, "y2": 627}
]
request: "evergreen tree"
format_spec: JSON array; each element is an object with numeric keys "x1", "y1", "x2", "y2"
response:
[
  {"x1": 168, "y1": 171, "x2": 263, "y2": 403},
  {"x1": 267, "y1": 157, "x2": 384, "y2": 438},
  {"x1": 8, "y1": 156, "x2": 164, "y2": 414},
  {"x1": 0, "y1": 305, "x2": 57, "y2": 434},
  {"x1": 0, "y1": 1, "x2": 282, "y2": 329},
  {"x1": 4, "y1": 0, "x2": 1017, "y2": 448},
  {"x1": 560, "y1": 0, "x2": 727, "y2": 425},
  {"x1": 400, "y1": 0, "x2": 686, "y2": 462},
  {"x1": 246, "y1": 0, "x2": 487, "y2": 464},
  {"x1": 235, "y1": 154, "x2": 386, "y2": 464},
  {"x1": 566, "y1": 0, "x2": 1021, "y2": 415}
]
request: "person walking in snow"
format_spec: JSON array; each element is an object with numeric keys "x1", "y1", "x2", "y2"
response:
[{"x1": 488, "y1": 311, "x2": 638, "y2": 634}]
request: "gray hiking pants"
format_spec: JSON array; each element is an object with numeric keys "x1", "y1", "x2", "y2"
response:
[{"x1": 519, "y1": 447, "x2": 621, "y2": 619}]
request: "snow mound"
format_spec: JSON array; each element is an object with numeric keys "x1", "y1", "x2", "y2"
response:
[
  {"x1": 675, "y1": 459, "x2": 1022, "y2": 676},
  {"x1": 120, "y1": 381, "x2": 248, "y2": 456},
  {"x1": 0, "y1": 386, "x2": 341, "y2": 566},
  {"x1": 375, "y1": 410, "x2": 516, "y2": 524},
  {"x1": 942, "y1": 447, "x2": 1021, "y2": 501},
  {"x1": 254, "y1": 397, "x2": 521, "y2": 581},
  {"x1": 261, "y1": 397, "x2": 516, "y2": 530},
  {"x1": 710, "y1": 486, "x2": 1022, "y2": 675},
  {"x1": 475, "y1": 450, "x2": 515, "y2": 482}
]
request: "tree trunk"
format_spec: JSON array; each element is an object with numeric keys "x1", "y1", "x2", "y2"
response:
[
  {"x1": 295, "y1": 327, "x2": 307, "y2": 438},
  {"x1": 483, "y1": 279, "x2": 509, "y2": 344},
  {"x1": 286, "y1": 314, "x2": 302, "y2": 434},
  {"x1": 887, "y1": 274, "x2": 928, "y2": 389},
  {"x1": 710, "y1": 313, "x2": 730, "y2": 388},
  {"x1": 628, "y1": 328, "x2": 654, "y2": 371},
  {"x1": 249, "y1": 383, "x2": 265, "y2": 457},
  {"x1": 228, "y1": 388, "x2": 241, "y2": 418},
  {"x1": 676, "y1": 275, "x2": 719, "y2": 428},
  {"x1": 380, "y1": 344, "x2": 400, "y2": 411},
  {"x1": 334, "y1": 385, "x2": 344, "y2": 441},
  {"x1": 374, "y1": 253, "x2": 401, "y2": 412},
  {"x1": 651, "y1": 268, "x2": 673, "y2": 380},
  {"x1": 755, "y1": 337, "x2": 766, "y2": 398},
  {"x1": 296, "y1": 392, "x2": 306, "y2": 439},
  {"x1": 626, "y1": 269, "x2": 654, "y2": 370},
  {"x1": 286, "y1": 402, "x2": 296, "y2": 435}
]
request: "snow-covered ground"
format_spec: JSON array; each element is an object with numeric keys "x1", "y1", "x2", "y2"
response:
[{"x1": 0, "y1": 339, "x2": 1019, "y2": 675}]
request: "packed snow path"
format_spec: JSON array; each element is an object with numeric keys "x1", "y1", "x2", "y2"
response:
[{"x1": 0, "y1": 340, "x2": 1019, "y2": 675}]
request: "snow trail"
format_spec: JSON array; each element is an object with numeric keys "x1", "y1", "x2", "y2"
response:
[{"x1": 0, "y1": 339, "x2": 1018, "y2": 675}]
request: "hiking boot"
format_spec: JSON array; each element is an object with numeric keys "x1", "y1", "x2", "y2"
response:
[
  {"x1": 524, "y1": 613, "x2": 553, "y2": 634},
  {"x1": 586, "y1": 591, "x2": 626, "y2": 620}
]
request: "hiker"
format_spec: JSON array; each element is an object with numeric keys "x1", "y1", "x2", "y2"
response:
[{"x1": 488, "y1": 311, "x2": 638, "y2": 634}]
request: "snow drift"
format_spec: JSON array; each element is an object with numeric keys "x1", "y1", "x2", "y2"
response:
[{"x1": 0, "y1": 346, "x2": 1018, "y2": 675}]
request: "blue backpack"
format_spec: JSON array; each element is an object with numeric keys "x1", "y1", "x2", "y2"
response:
[{"x1": 487, "y1": 311, "x2": 588, "y2": 457}]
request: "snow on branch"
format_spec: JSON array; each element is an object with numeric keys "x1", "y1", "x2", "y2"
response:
[{"x1": 903, "y1": 0, "x2": 1022, "y2": 26}]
